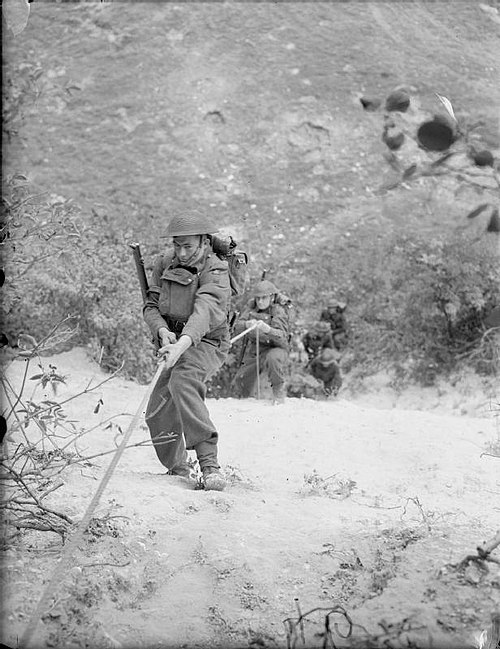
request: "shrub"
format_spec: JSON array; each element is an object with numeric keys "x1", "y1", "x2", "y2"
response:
[
  {"x1": 3, "y1": 174, "x2": 498, "y2": 390},
  {"x1": 2, "y1": 175, "x2": 155, "y2": 382},
  {"x1": 332, "y1": 231, "x2": 499, "y2": 384}
]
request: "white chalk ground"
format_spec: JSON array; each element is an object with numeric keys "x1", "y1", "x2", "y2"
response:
[{"x1": 1, "y1": 347, "x2": 499, "y2": 649}]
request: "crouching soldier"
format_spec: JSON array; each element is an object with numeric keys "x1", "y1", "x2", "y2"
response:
[
  {"x1": 143, "y1": 211, "x2": 232, "y2": 491},
  {"x1": 232, "y1": 280, "x2": 290, "y2": 404},
  {"x1": 319, "y1": 299, "x2": 348, "y2": 351},
  {"x1": 302, "y1": 321, "x2": 334, "y2": 362},
  {"x1": 309, "y1": 348, "x2": 342, "y2": 396}
]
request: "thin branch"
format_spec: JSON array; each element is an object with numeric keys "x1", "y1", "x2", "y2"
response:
[
  {"x1": 5, "y1": 466, "x2": 73, "y2": 524},
  {"x1": 1, "y1": 357, "x2": 31, "y2": 421},
  {"x1": 82, "y1": 560, "x2": 131, "y2": 570},
  {"x1": 1, "y1": 378, "x2": 32, "y2": 447},
  {"x1": 67, "y1": 438, "x2": 163, "y2": 465},
  {"x1": 8, "y1": 191, "x2": 49, "y2": 212}
]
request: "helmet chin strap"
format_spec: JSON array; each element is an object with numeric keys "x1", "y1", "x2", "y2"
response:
[{"x1": 179, "y1": 235, "x2": 205, "y2": 267}]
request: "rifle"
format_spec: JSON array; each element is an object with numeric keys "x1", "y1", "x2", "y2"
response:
[{"x1": 129, "y1": 242, "x2": 149, "y2": 303}]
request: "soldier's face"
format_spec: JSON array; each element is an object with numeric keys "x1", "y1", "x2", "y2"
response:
[
  {"x1": 256, "y1": 294, "x2": 272, "y2": 310},
  {"x1": 173, "y1": 235, "x2": 203, "y2": 264}
]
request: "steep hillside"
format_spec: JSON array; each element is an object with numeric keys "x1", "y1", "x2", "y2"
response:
[
  {"x1": 3, "y1": 3, "x2": 500, "y2": 382},
  {"x1": 4, "y1": 3, "x2": 499, "y2": 261}
]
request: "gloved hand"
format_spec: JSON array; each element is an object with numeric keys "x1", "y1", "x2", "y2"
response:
[
  {"x1": 246, "y1": 319, "x2": 271, "y2": 335},
  {"x1": 158, "y1": 334, "x2": 192, "y2": 369},
  {"x1": 256, "y1": 320, "x2": 271, "y2": 334},
  {"x1": 158, "y1": 326, "x2": 177, "y2": 346}
]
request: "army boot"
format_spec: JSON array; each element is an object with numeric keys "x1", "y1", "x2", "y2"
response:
[
  {"x1": 167, "y1": 457, "x2": 198, "y2": 485},
  {"x1": 272, "y1": 383, "x2": 286, "y2": 405},
  {"x1": 202, "y1": 467, "x2": 226, "y2": 491}
]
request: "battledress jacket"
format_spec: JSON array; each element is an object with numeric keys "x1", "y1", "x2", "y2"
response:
[
  {"x1": 143, "y1": 247, "x2": 232, "y2": 347},
  {"x1": 238, "y1": 299, "x2": 290, "y2": 351}
]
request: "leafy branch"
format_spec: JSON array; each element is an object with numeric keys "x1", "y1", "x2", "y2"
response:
[
  {"x1": 371, "y1": 90, "x2": 499, "y2": 234},
  {"x1": 0, "y1": 337, "x2": 155, "y2": 541}
]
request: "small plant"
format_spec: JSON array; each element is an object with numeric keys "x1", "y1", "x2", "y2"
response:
[
  {"x1": 0, "y1": 337, "x2": 156, "y2": 543},
  {"x1": 482, "y1": 437, "x2": 500, "y2": 459},
  {"x1": 300, "y1": 469, "x2": 357, "y2": 500}
]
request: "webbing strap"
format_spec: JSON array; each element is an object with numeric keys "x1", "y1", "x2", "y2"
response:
[{"x1": 20, "y1": 361, "x2": 165, "y2": 648}]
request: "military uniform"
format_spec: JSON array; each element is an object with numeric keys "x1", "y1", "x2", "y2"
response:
[
  {"x1": 302, "y1": 322, "x2": 334, "y2": 361},
  {"x1": 143, "y1": 233, "x2": 231, "y2": 480},
  {"x1": 309, "y1": 348, "x2": 342, "y2": 396},
  {"x1": 233, "y1": 297, "x2": 289, "y2": 399},
  {"x1": 319, "y1": 302, "x2": 348, "y2": 351}
]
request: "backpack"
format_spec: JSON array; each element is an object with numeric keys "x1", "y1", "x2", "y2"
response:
[{"x1": 211, "y1": 235, "x2": 249, "y2": 297}]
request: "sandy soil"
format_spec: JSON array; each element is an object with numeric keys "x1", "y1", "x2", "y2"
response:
[
  {"x1": 1, "y1": 348, "x2": 499, "y2": 649},
  {"x1": 2, "y1": 3, "x2": 500, "y2": 648}
]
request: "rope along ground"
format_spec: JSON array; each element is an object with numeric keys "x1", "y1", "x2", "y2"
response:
[
  {"x1": 19, "y1": 360, "x2": 165, "y2": 648},
  {"x1": 20, "y1": 326, "x2": 256, "y2": 647}
]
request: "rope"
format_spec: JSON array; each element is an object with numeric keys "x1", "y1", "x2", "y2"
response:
[
  {"x1": 20, "y1": 360, "x2": 165, "y2": 649},
  {"x1": 230, "y1": 322, "x2": 258, "y2": 345},
  {"x1": 22, "y1": 323, "x2": 263, "y2": 646},
  {"x1": 256, "y1": 327, "x2": 261, "y2": 399}
]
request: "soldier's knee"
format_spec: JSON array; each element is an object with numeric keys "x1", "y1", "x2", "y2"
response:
[
  {"x1": 168, "y1": 366, "x2": 192, "y2": 397},
  {"x1": 266, "y1": 348, "x2": 287, "y2": 370}
]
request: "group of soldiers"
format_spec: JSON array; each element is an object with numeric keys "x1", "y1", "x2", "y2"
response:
[
  {"x1": 141, "y1": 211, "x2": 348, "y2": 490},
  {"x1": 231, "y1": 284, "x2": 348, "y2": 400},
  {"x1": 301, "y1": 300, "x2": 348, "y2": 396}
]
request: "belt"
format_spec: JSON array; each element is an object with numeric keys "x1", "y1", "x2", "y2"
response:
[{"x1": 163, "y1": 316, "x2": 187, "y2": 335}]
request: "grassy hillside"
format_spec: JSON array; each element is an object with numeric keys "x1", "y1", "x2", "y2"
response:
[{"x1": 2, "y1": 2, "x2": 499, "y2": 386}]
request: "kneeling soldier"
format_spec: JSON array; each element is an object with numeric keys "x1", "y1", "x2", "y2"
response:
[
  {"x1": 309, "y1": 347, "x2": 342, "y2": 396},
  {"x1": 233, "y1": 280, "x2": 290, "y2": 404}
]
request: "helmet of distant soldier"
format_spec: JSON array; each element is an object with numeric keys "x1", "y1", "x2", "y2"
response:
[
  {"x1": 317, "y1": 348, "x2": 339, "y2": 366},
  {"x1": 327, "y1": 299, "x2": 347, "y2": 311},
  {"x1": 313, "y1": 321, "x2": 331, "y2": 333},
  {"x1": 253, "y1": 280, "x2": 278, "y2": 297},
  {"x1": 163, "y1": 211, "x2": 218, "y2": 238}
]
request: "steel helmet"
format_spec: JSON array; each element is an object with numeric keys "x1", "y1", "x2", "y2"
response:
[
  {"x1": 327, "y1": 298, "x2": 347, "y2": 310},
  {"x1": 163, "y1": 211, "x2": 218, "y2": 238},
  {"x1": 317, "y1": 348, "x2": 339, "y2": 366},
  {"x1": 253, "y1": 280, "x2": 277, "y2": 297},
  {"x1": 313, "y1": 321, "x2": 331, "y2": 333}
]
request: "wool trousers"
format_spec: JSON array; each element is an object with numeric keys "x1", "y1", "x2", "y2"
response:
[
  {"x1": 233, "y1": 346, "x2": 288, "y2": 397},
  {"x1": 145, "y1": 340, "x2": 228, "y2": 471}
]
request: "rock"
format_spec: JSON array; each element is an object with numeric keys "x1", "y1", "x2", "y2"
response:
[
  {"x1": 360, "y1": 96, "x2": 381, "y2": 111},
  {"x1": 417, "y1": 115, "x2": 457, "y2": 151},
  {"x1": 382, "y1": 128, "x2": 405, "y2": 151},
  {"x1": 471, "y1": 149, "x2": 494, "y2": 167},
  {"x1": 385, "y1": 89, "x2": 410, "y2": 113}
]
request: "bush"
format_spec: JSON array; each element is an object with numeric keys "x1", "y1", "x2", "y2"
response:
[
  {"x1": 2, "y1": 175, "x2": 155, "y2": 382},
  {"x1": 3, "y1": 175, "x2": 498, "y2": 390},
  {"x1": 332, "y1": 231, "x2": 499, "y2": 384}
]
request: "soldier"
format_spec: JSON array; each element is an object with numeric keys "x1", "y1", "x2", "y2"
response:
[
  {"x1": 232, "y1": 280, "x2": 290, "y2": 404},
  {"x1": 309, "y1": 347, "x2": 342, "y2": 396},
  {"x1": 143, "y1": 211, "x2": 232, "y2": 491},
  {"x1": 319, "y1": 299, "x2": 348, "y2": 350},
  {"x1": 302, "y1": 321, "x2": 334, "y2": 362}
]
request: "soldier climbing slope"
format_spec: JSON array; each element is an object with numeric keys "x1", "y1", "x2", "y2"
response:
[
  {"x1": 232, "y1": 280, "x2": 290, "y2": 404},
  {"x1": 302, "y1": 321, "x2": 334, "y2": 362},
  {"x1": 142, "y1": 211, "x2": 232, "y2": 491},
  {"x1": 309, "y1": 347, "x2": 342, "y2": 397},
  {"x1": 319, "y1": 298, "x2": 348, "y2": 351}
]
